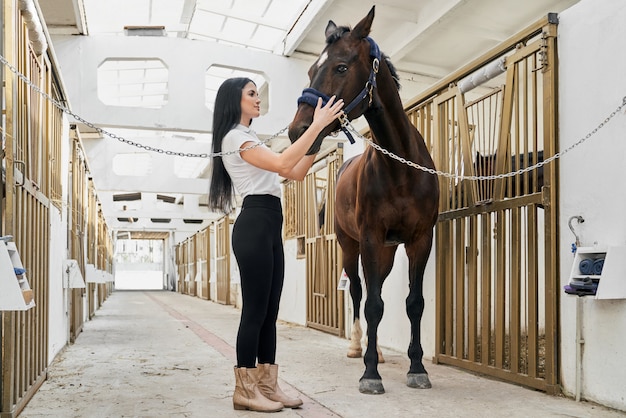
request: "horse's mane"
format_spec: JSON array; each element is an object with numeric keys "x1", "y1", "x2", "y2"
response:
[{"x1": 326, "y1": 26, "x2": 401, "y2": 90}]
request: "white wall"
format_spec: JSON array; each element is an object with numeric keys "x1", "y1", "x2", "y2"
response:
[
  {"x1": 558, "y1": 0, "x2": 626, "y2": 410},
  {"x1": 50, "y1": 35, "x2": 311, "y2": 137},
  {"x1": 48, "y1": 208, "x2": 68, "y2": 360},
  {"x1": 279, "y1": 239, "x2": 307, "y2": 326}
]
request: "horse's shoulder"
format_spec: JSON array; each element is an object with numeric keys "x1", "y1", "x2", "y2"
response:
[{"x1": 338, "y1": 154, "x2": 362, "y2": 176}]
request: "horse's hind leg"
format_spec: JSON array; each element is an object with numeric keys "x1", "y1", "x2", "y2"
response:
[{"x1": 405, "y1": 236, "x2": 434, "y2": 389}]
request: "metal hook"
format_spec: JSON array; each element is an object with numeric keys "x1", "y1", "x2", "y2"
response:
[{"x1": 568, "y1": 215, "x2": 585, "y2": 247}]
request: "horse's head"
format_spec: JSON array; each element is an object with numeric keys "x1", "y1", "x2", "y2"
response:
[{"x1": 288, "y1": 6, "x2": 381, "y2": 145}]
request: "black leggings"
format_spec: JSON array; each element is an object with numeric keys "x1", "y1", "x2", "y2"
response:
[{"x1": 232, "y1": 194, "x2": 285, "y2": 367}]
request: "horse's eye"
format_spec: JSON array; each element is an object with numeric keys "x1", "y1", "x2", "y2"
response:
[{"x1": 337, "y1": 65, "x2": 348, "y2": 74}]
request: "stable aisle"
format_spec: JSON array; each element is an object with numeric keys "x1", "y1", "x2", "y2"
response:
[{"x1": 20, "y1": 291, "x2": 624, "y2": 418}]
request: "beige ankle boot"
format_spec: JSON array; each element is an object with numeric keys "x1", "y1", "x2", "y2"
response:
[
  {"x1": 256, "y1": 363, "x2": 303, "y2": 408},
  {"x1": 233, "y1": 366, "x2": 284, "y2": 412}
]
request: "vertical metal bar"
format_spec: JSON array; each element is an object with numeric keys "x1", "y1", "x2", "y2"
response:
[
  {"x1": 541, "y1": 21, "x2": 560, "y2": 394},
  {"x1": 531, "y1": 52, "x2": 539, "y2": 195},
  {"x1": 455, "y1": 217, "x2": 465, "y2": 359},
  {"x1": 494, "y1": 210, "x2": 506, "y2": 368},
  {"x1": 23, "y1": 195, "x2": 31, "y2": 392},
  {"x1": 436, "y1": 221, "x2": 450, "y2": 360},
  {"x1": 527, "y1": 205, "x2": 538, "y2": 378},
  {"x1": 457, "y1": 90, "x2": 476, "y2": 207},
  {"x1": 494, "y1": 64, "x2": 517, "y2": 200},
  {"x1": 510, "y1": 207, "x2": 521, "y2": 374},
  {"x1": 480, "y1": 212, "x2": 492, "y2": 366},
  {"x1": 434, "y1": 97, "x2": 446, "y2": 361},
  {"x1": 444, "y1": 220, "x2": 454, "y2": 356},
  {"x1": 521, "y1": 56, "x2": 529, "y2": 197},
  {"x1": 434, "y1": 221, "x2": 444, "y2": 361},
  {"x1": 468, "y1": 215, "x2": 478, "y2": 362}
]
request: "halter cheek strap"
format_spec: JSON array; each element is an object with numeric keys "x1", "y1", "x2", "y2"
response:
[{"x1": 296, "y1": 36, "x2": 382, "y2": 144}]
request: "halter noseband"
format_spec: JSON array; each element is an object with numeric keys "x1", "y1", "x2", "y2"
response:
[{"x1": 297, "y1": 36, "x2": 381, "y2": 144}]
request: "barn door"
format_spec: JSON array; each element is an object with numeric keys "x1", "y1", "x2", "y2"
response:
[
  {"x1": 197, "y1": 228, "x2": 210, "y2": 300},
  {"x1": 215, "y1": 216, "x2": 231, "y2": 305},
  {"x1": 304, "y1": 149, "x2": 345, "y2": 336},
  {"x1": 432, "y1": 16, "x2": 559, "y2": 393},
  {"x1": 187, "y1": 236, "x2": 197, "y2": 296},
  {"x1": 69, "y1": 139, "x2": 87, "y2": 337}
]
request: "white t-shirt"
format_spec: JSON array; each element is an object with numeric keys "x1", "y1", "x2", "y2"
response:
[{"x1": 221, "y1": 124, "x2": 281, "y2": 199}]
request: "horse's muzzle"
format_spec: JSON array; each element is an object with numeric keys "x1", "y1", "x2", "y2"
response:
[
  {"x1": 287, "y1": 121, "x2": 309, "y2": 144},
  {"x1": 288, "y1": 102, "x2": 315, "y2": 143}
]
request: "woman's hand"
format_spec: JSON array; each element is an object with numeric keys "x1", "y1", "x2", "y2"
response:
[
  {"x1": 306, "y1": 96, "x2": 344, "y2": 155},
  {"x1": 310, "y1": 96, "x2": 344, "y2": 132}
]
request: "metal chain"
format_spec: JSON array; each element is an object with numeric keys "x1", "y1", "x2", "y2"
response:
[
  {"x1": 2, "y1": 53, "x2": 625, "y2": 177},
  {"x1": 0, "y1": 53, "x2": 286, "y2": 158},
  {"x1": 343, "y1": 96, "x2": 626, "y2": 181}
]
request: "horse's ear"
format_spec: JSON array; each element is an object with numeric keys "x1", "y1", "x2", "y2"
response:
[
  {"x1": 325, "y1": 20, "x2": 338, "y2": 39},
  {"x1": 352, "y1": 6, "x2": 375, "y2": 39}
]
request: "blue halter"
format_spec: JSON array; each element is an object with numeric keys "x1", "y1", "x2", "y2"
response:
[{"x1": 297, "y1": 37, "x2": 381, "y2": 144}]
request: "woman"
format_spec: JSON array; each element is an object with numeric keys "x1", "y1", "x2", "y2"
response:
[{"x1": 209, "y1": 77, "x2": 344, "y2": 412}]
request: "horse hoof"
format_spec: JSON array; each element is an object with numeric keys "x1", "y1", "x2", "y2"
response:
[
  {"x1": 406, "y1": 373, "x2": 431, "y2": 389},
  {"x1": 359, "y1": 379, "x2": 385, "y2": 394},
  {"x1": 347, "y1": 349, "x2": 362, "y2": 358}
]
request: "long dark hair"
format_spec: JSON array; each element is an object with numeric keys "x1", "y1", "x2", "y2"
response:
[{"x1": 208, "y1": 77, "x2": 255, "y2": 214}]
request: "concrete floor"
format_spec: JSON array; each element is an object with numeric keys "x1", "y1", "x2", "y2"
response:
[{"x1": 20, "y1": 290, "x2": 625, "y2": 418}]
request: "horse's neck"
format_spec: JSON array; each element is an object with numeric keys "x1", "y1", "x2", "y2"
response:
[{"x1": 363, "y1": 87, "x2": 420, "y2": 159}]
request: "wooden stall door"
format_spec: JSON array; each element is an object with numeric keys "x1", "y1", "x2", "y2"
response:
[
  {"x1": 215, "y1": 216, "x2": 231, "y2": 305},
  {"x1": 197, "y1": 229, "x2": 210, "y2": 300},
  {"x1": 69, "y1": 139, "x2": 87, "y2": 338},
  {"x1": 304, "y1": 150, "x2": 345, "y2": 337},
  {"x1": 186, "y1": 237, "x2": 197, "y2": 296},
  {"x1": 1, "y1": 7, "x2": 52, "y2": 416},
  {"x1": 431, "y1": 16, "x2": 559, "y2": 393}
]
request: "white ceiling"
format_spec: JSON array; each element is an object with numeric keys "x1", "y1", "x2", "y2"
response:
[{"x1": 38, "y1": 0, "x2": 579, "y2": 241}]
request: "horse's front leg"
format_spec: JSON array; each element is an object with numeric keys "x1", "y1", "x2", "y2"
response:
[
  {"x1": 344, "y1": 242, "x2": 363, "y2": 358},
  {"x1": 405, "y1": 236, "x2": 434, "y2": 389},
  {"x1": 346, "y1": 273, "x2": 386, "y2": 363},
  {"x1": 359, "y1": 245, "x2": 396, "y2": 394}
]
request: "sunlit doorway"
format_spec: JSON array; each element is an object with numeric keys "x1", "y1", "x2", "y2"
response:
[{"x1": 115, "y1": 239, "x2": 164, "y2": 290}]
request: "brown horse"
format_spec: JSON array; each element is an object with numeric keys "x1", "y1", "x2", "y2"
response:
[{"x1": 288, "y1": 7, "x2": 439, "y2": 394}]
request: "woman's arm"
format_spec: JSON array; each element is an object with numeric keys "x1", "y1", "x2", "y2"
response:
[{"x1": 240, "y1": 96, "x2": 343, "y2": 179}]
